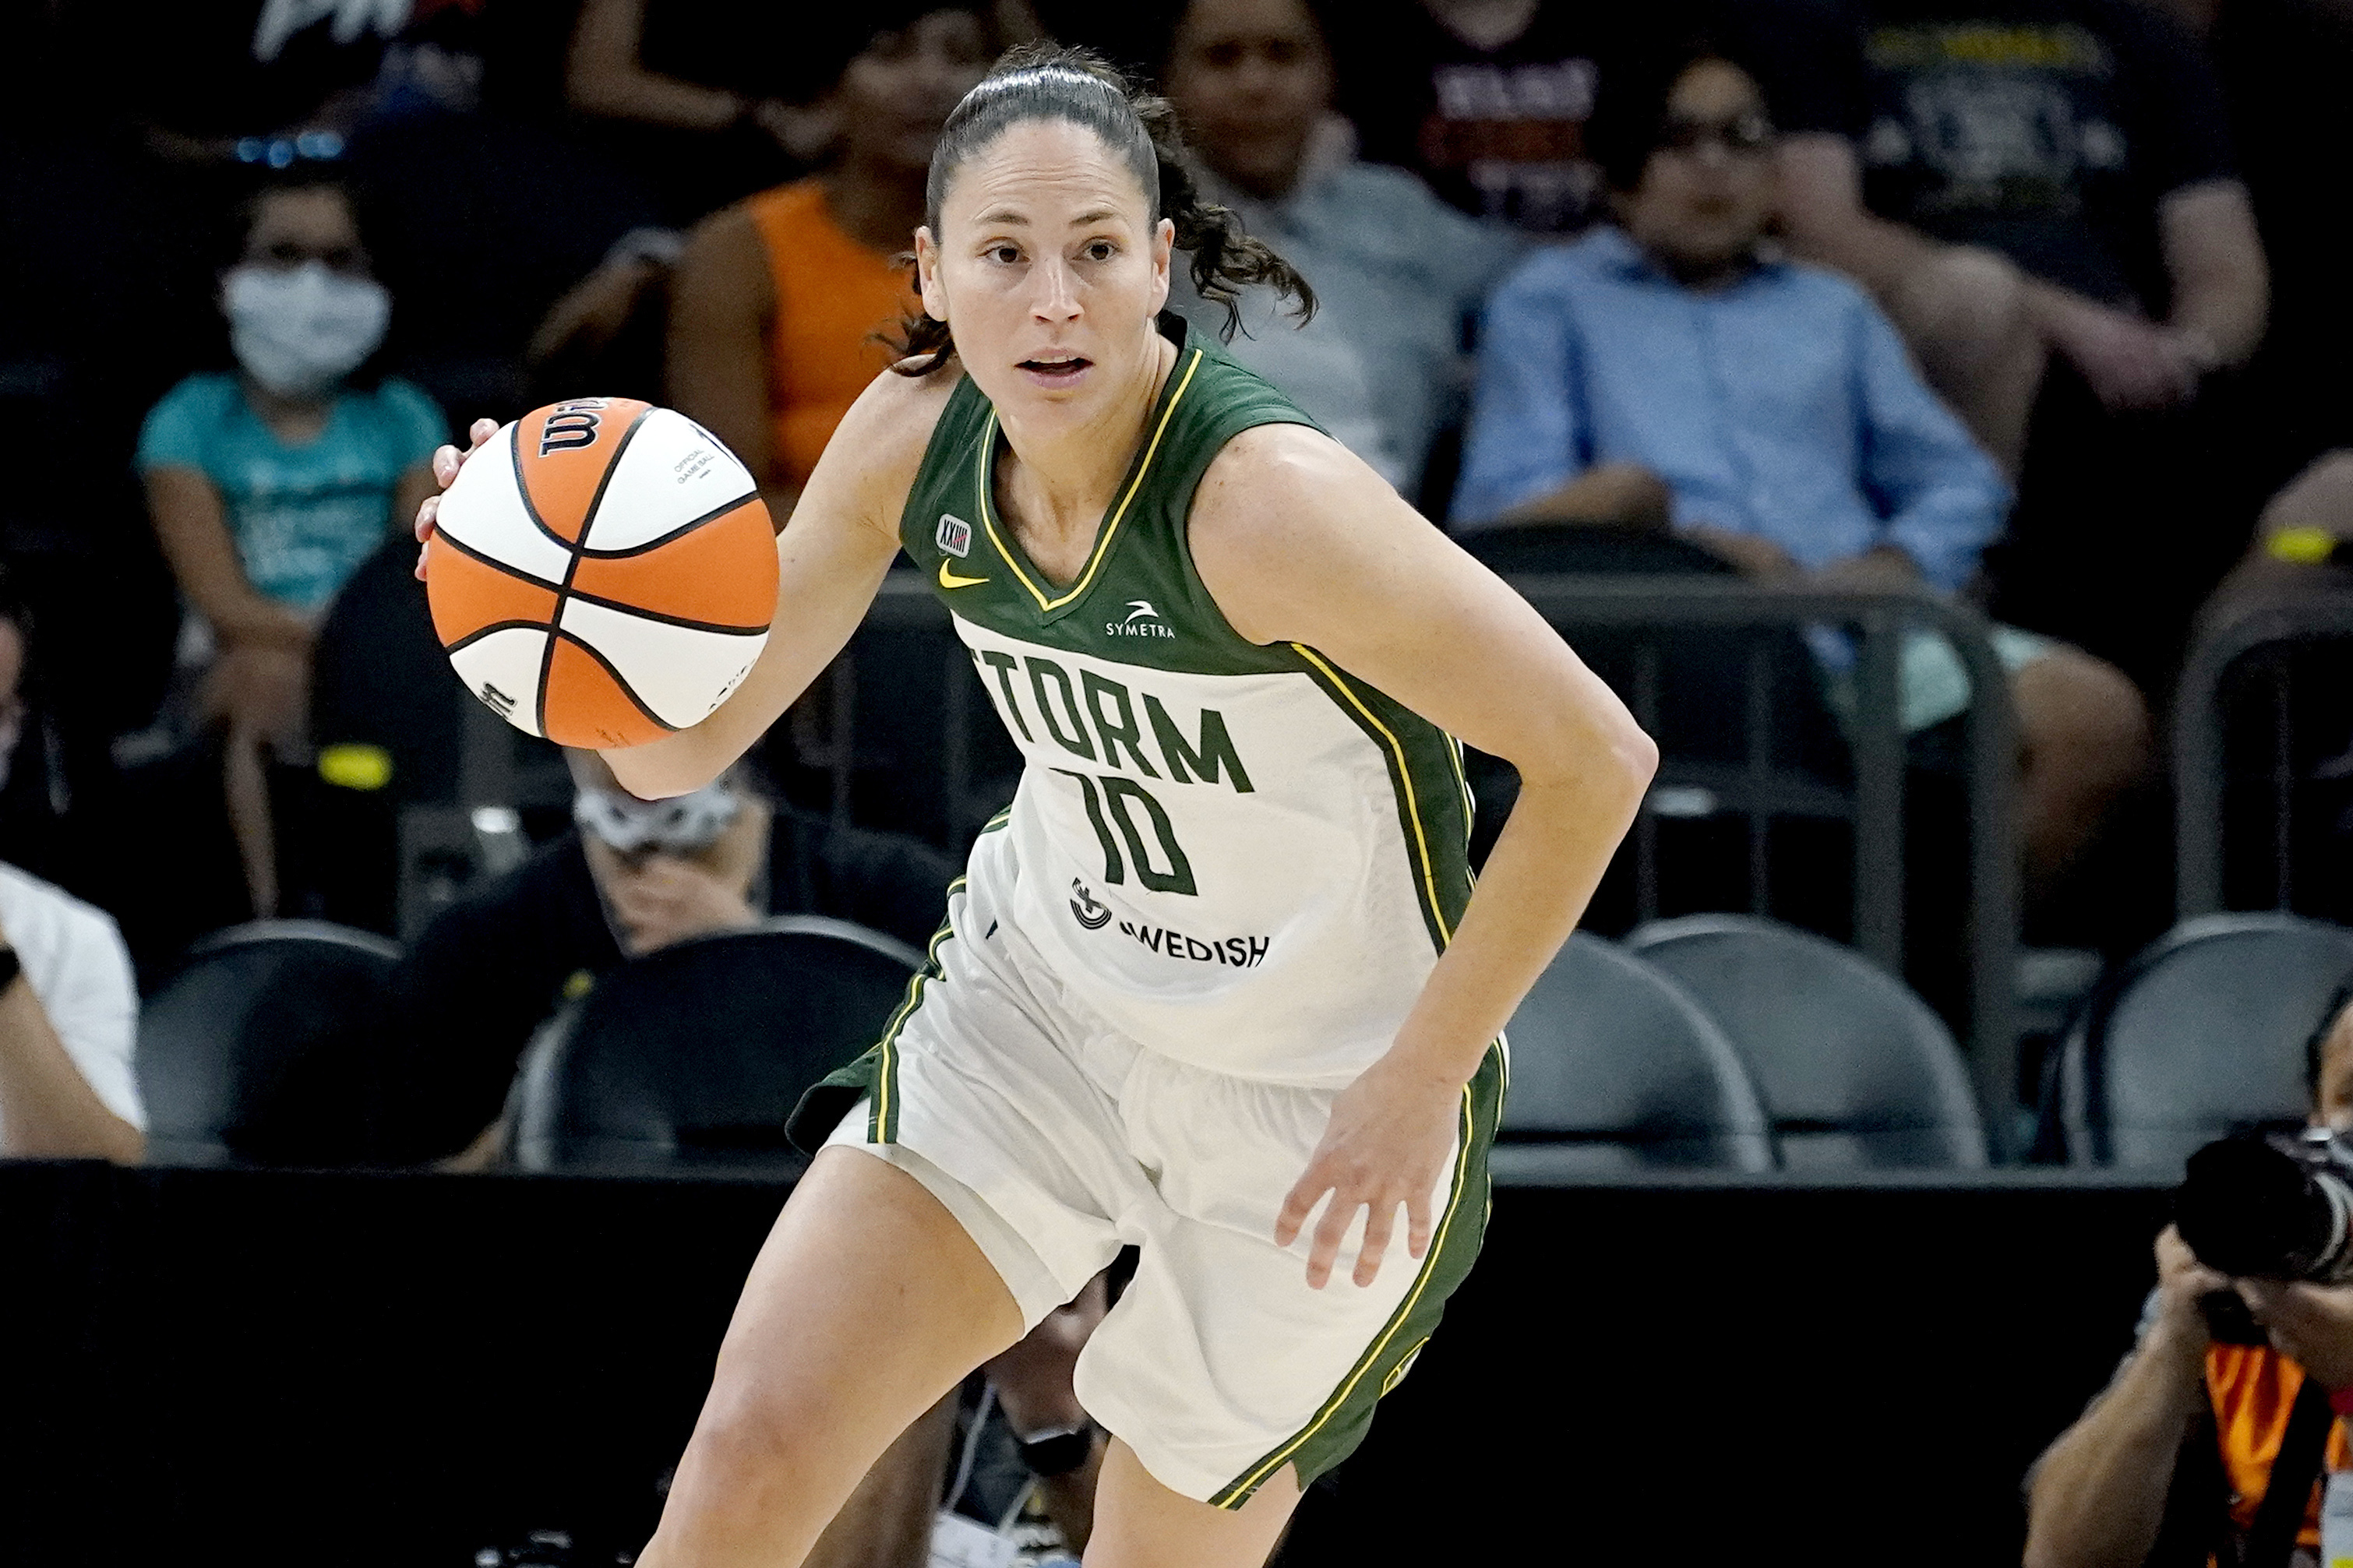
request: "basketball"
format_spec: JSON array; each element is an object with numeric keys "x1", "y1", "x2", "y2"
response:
[{"x1": 423, "y1": 398, "x2": 778, "y2": 749}]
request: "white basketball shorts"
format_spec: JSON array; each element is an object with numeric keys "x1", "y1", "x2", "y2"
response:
[{"x1": 791, "y1": 826, "x2": 1501, "y2": 1507}]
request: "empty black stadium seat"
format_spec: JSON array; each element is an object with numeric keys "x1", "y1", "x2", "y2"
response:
[
  {"x1": 136, "y1": 921, "x2": 401, "y2": 1166},
  {"x1": 1627, "y1": 914, "x2": 1988, "y2": 1168},
  {"x1": 1495, "y1": 932, "x2": 1776, "y2": 1174},
  {"x1": 2048, "y1": 913, "x2": 2353, "y2": 1171},
  {"x1": 507, "y1": 917, "x2": 922, "y2": 1177}
]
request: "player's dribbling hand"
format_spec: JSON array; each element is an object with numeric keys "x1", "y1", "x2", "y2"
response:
[
  {"x1": 1278, "y1": 1054, "x2": 1462, "y2": 1290},
  {"x1": 411, "y1": 417, "x2": 502, "y2": 581}
]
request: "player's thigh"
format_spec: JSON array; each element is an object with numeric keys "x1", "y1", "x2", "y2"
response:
[
  {"x1": 691, "y1": 1145, "x2": 1024, "y2": 1475},
  {"x1": 1085, "y1": 1439, "x2": 1300, "y2": 1568}
]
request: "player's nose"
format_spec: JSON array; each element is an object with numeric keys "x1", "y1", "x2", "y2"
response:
[{"x1": 1028, "y1": 254, "x2": 1081, "y2": 322}]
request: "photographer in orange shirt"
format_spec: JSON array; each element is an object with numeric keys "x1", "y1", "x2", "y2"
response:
[{"x1": 2027, "y1": 985, "x2": 2353, "y2": 1568}]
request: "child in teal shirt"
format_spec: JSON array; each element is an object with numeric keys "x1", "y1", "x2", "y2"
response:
[{"x1": 136, "y1": 171, "x2": 446, "y2": 919}]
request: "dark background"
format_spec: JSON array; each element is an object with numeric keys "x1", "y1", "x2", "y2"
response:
[{"x1": 9, "y1": 1165, "x2": 2170, "y2": 1564}]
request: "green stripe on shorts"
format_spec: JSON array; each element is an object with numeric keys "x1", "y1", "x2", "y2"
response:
[
  {"x1": 1208, "y1": 1041, "x2": 1505, "y2": 1508},
  {"x1": 784, "y1": 869, "x2": 974, "y2": 1154}
]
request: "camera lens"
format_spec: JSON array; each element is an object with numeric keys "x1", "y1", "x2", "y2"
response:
[{"x1": 2178, "y1": 1136, "x2": 2350, "y2": 1280}]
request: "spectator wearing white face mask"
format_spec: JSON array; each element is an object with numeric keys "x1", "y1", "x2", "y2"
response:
[
  {"x1": 135, "y1": 171, "x2": 447, "y2": 924},
  {"x1": 377, "y1": 750, "x2": 955, "y2": 1166}
]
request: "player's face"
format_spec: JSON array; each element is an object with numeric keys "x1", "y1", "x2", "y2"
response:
[{"x1": 917, "y1": 118, "x2": 1174, "y2": 422}]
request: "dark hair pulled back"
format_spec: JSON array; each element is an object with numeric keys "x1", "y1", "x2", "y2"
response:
[{"x1": 893, "y1": 43, "x2": 1314, "y2": 376}]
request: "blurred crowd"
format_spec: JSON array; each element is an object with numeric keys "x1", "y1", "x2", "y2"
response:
[{"x1": 6, "y1": 0, "x2": 2353, "y2": 1163}]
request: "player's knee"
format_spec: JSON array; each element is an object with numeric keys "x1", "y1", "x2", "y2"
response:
[{"x1": 687, "y1": 1379, "x2": 824, "y2": 1485}]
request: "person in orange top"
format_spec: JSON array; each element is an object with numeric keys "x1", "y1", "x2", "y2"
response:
[
  {"x1": 666, "y1": 5, "x2": 999, "y2": 521},
  {"x1": 2027, "y1": 985, "x2": 2353, "y2": 1568}
]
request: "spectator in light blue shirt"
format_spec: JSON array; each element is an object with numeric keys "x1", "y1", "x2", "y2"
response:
[{"x1": 1456, "y1": 41, "x2": 2151, "y2": 918}]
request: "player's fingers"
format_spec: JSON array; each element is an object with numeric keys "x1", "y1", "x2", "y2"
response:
[
  {"x1": 469, "y1": 417, "x2": 499, "y2": 449},
  {"x1": 1274, "y1": 1174, "x2": 1324, "y2": 1248},
  {"x1": 1307, "y1": 1196, "x2": 1356, "y2": 1291},
  {"x1": 1406, "y1": 1189, "x2": 1434, "y2": 1261},
  {"x1": 414, "y1": 492, "x2": 439, "y2": 541},
  {"x1": 1353, "y1": 1200, "x2": 1396, "y2": 1288}
]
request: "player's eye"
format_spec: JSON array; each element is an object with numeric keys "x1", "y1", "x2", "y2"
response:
[
  {"x1": 1082, "y1": 241, "x2": 1117, "y2": 262},
  {"x1": 987, "y1": 244, "x2": 1021, "y2": 264}
]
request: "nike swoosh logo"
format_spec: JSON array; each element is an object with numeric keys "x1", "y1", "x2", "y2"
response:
[{"x1": 937, "y1": 561, "x2": 990, "y2": 590}]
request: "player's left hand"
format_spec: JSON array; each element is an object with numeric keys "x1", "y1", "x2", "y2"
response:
[
  {"x1": 2234, "y1": 1276, "x2": 2353, "y2": 1391},
  {"x1": 1278, "y1": 1054, "x2": 1462, "y2": 1290}
]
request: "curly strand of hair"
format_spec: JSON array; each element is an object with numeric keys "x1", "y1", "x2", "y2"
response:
[
  {"x1": 887, "y1": 43, "x2": 1314, "y2": 378},
  {"x1": 1130, "y1": 91, "x2": 1316, "y2": 342}
]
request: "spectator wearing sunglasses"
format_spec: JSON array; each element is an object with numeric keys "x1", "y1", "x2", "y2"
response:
[
  {"x1": 378, "y1": 750, "x2": 953, "y2": 1166},
  {"x1": 1455, "y1": 41, "x2": 2151, "y2": 925},
  {"x1": 134, "y1": 172, "x2": 446, "y2": 923}
]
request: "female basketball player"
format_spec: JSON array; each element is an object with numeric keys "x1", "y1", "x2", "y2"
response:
[{"x1": 419, "y1": 46, "x2": 1654, "y2": 1567}]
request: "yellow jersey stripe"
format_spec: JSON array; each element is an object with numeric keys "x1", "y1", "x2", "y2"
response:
[
  {"x1": 1290, "y1": 645, "x2": 1454, "y2": 947},
  {"x1": 979, "y1": 348, "x2": 1205, "y2": 614}
]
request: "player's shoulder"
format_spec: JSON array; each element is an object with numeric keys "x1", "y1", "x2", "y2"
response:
[
  {"x1": 1191, "y1": 421, "x2": 1405, "y2": 566},
  {"x1": 1196, "y1": 421, "x2": 1362, "y2": 508},
  {"x1": 807, "y1": 358, "x2": 966, "y2": 531},
  {"x1": 838, "y1": 358, "x2": 964, "y2": 471}
]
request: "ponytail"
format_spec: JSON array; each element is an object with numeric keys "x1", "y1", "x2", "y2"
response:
[{"x1": 891, "y1": 44, "x2": 1315, "y2": 377}]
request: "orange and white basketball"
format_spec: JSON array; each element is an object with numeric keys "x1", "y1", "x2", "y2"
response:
[{"x1": 424, "y1": 398, "x2": 777, "y2": 749}]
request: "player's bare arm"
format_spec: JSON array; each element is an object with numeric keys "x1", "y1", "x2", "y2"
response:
[
  {"x1": 599, "y1": 365, "x2": 958, "y2": 798},
  {"x1": 1192, "y1": 423, "x2": 1658, "y2": 1288}
]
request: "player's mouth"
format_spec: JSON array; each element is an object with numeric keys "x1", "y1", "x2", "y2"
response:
[{"x1": 1018, "y1": 355, "x2": 1092, "y2": 389}]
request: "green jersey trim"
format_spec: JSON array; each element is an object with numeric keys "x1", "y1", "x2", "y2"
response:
[
  {"x1": 976, "y1": 346, "x2": 1208, "y2": 618},
  {"x1": 1290, "y1": 644, "x2": 1474, "y2": 954}
]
